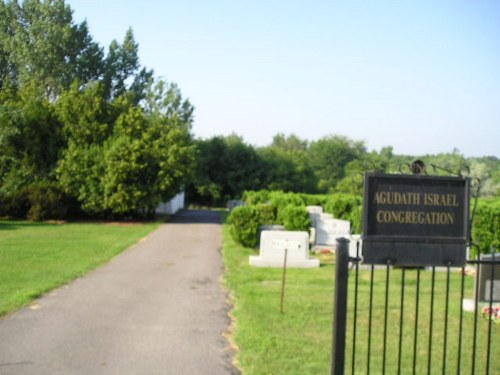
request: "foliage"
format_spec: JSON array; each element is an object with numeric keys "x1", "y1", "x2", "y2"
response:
[
  {"x1": 308, "y1": 134, "x2": 366, "y2": 193},
  {"x1": 57, "y1": 85, "x2": 195, "y2": 217},
  {"x1": 0, "y1": 1, "x2": 195, "y2": 219},
  {"x1": 324, "y1": 193, "x2": 363, "y2": 232},
  {"x1": 186, "y1": 135, "x2": 265, "y2": 206},
  {"x1": 268, "y1": 191, "x2": 305, "y2": 215},
  {"x1": 0, "y1": 0, "x2": 103, "y2": 97},
  {"x1": 228, "y1": 205, "x2": 262, "y2": 248},
  {"x1": 279, "y1": 204, "x2": 311, "y2": 231},
  {"x1": 258, "y1": 133, "x2": 317, "y2": 193},
  {"x1": 242, "y1": 190, "x2": 271, "y2": 205},
  {"x1": 188, "y1": 131, "x2": 499, "y2": 207},
  {"x1": 471, "y1": 197, "x2": 500, "y2": 254},
  {"x1": 24, "y1": 181, "x2": 69, "y2": 221}
]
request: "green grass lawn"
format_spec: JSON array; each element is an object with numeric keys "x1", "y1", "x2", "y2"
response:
[
  {"x1": 222, "y1": 223, "x2": 499, "y2": 375},
  {"x1": 0, "y1": 220, "x2": 159, "y2": 317}
]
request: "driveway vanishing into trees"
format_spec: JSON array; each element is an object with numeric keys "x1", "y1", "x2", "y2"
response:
[{"x1": 0, "y1": 210, "x2": 238, "y2": 375}]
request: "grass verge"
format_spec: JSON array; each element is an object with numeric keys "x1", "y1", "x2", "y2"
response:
[
  {"x1": 0, "y1": 220, "x2": 159, "y2": 317},
  {"x1": 222, "y1": 222, "x2": 499, "y2": 375}
]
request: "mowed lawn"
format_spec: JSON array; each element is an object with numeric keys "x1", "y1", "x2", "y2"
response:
[
  {"x1": 0, "y1": 220, "x2": 159, "y2": 317},
  {"x1": 222, "y1": 223, "x2": 499, "y2": 375}
]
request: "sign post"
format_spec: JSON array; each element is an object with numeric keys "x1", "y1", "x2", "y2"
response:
[{"x1": 362, "y1": 172, "x2": 470, "y2": 267}]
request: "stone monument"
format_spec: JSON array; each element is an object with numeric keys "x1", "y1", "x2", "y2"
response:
[{"x1": 249, "y1": 230, "x2": 320, "y2": 268}]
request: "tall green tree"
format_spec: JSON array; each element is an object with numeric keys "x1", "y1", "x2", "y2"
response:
[
  {"x1": 103, "y1": 28, "x2": 153, "y2": 103},
  {"x1": 308, "y1": 134, "x2": 366, "y2": 193},
  {"x1": 0, "y1": 0, "x2": 103, "y2": 97},
  {"x1": 187, "y1": 134, "x2": 266, "y2": 206},
  {"x1": 56, "y1": 80, "x2": 195, "y2": 216},
  {"x1": 0, "y1": 81, "x2": 63, "y2": 194},
  {"x1": 258, "y1": 133, "x2": 317, "y2": 193}
]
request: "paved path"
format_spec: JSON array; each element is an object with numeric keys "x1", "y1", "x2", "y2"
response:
[{"x1": 0, "y1": 210, "x2": 238, "y2": 375}]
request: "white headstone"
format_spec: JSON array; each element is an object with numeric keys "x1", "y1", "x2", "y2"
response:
[
  {"x1": 250, "y1": 231, "x2": 320, "y2": 268},
  {"x1": 348, "y1": 234, "x2": 362, "y2": 258},
  {"x1": 315, "y1": 217, "x2": 351, "y2": 246}
]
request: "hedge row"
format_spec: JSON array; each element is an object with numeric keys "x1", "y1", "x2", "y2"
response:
[
  {"x1": 228, "y1": 201, "x2": 312, "y2": 248},
  {"x1": 229, "y1": 191, "x2": 361, "y2": 248},
  {"x1": 232, "y1": 190, "x2": 500, "y2": 254}
]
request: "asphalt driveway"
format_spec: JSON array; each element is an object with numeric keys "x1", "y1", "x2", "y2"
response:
[{"x1": 0, "y1": 210, "x2": 238, "y2": 375}]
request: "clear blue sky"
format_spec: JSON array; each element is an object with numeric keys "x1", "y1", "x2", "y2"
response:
[{"x1": 67, "y1": 0, "x2": 500, "y2": 157}]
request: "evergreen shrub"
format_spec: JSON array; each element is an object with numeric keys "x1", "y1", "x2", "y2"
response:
[
  {"x1": 280, "y1": 204, "x2": 311, "y2": 231},
  {"x1": 324, "y1": 193, "x2": 363, "y2": 232},
  {"x1": 229, "y1": 204, "x2": 277, "y2": 248},
  {"x1": 472, "y1": 197, "x2": 500, "y2": 254},
  {"x1": 24, "y1": 181, "x2": 68, "y2": 221}
]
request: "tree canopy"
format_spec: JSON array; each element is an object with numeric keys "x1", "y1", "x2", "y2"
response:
[{"x1": 0, "y1": 0, "x2": 195, "y2": 219}]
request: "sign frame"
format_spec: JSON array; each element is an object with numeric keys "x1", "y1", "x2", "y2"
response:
[{"x1": 362, "y1": 173, "x2": 471, "y2": 267}]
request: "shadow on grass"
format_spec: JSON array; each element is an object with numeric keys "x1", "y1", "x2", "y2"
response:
[{"x1": 0, "y1": 221, "x2": 56, "y2": 231}]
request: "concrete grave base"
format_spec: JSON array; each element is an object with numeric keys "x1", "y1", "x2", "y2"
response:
[{"x1": 249, "y1": 230, "x2": 320, "y2": 268}]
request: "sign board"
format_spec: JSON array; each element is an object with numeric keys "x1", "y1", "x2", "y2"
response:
[{"x1": 362, "y1": 173, "x2": 470, "y2": 266}]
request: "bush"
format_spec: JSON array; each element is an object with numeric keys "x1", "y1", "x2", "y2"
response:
[
  {"x1": 0, "y1": 182, "x2": 68, "y2": 221},
  {"x1": 228, "y1": 203, "x2": 279, "y2": 248},
  {"x1": 300, "y1": 193, "x2": 328, "y2": 207},
  {"x1": 242, "y1": 190, "x2": 271, "y2": 205},
  {"x1": 280, "y1": 204, "x2": 311, "y2": 231},
  {"x1": 256, "y1": 203, "x2": 277, "y2": 225},
  {"x1": 472, "y1": 198, "x2": 500, "y2": 254},
  {"x1": 323, "y1": 193, "x2": 363, "y2": 232},
  {"x1": 24, "y1": 182, "x2": 68, "y2": 221},
  {"x1": 0, "y1": 190, "x2": 30, "y2": 218},
  {"x1": 268, "y1": 191, "x2": 305, "y2": 213},
  {"x1": 229, "y1": 206, "x2": 260, "y2": 248}
]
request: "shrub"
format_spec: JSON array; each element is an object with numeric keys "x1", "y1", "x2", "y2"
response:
[
  {"x1": 472, "y1": 197, "x2": 500, "y2": 254},
  {"x1": 268, "y1": 191, "x2": 305, "y2": 213},
  {"x1": 280, "y1": 204, "x2": 311, "y2": 231},
  {"x1": 323, "y1": 193, "x2": 363, "y2": 233},
  {"x1": 24, "y1": 181, "x2": 68, "y2": 221},
  {"x1": 0, "y1": 182, "x2": 69, "y2": 221},
  {"x1": 229, "y1": 206, "x2": 260, "y2": 248},
  {"x1": 300, "y1": 193, "x2": 328, "y2": 207},
  {"x1": 228, "y1": 203, "x2": 279, "y2": 248},
  {"x1": 242, "y1": 190, "x2": 271, "y2": 205},
  {"x1": 0, "y1": 190, "x2": 30, "y2": 218},
  {"x1": 256, "y1": 203, "x2": 277, "y2": 225}
]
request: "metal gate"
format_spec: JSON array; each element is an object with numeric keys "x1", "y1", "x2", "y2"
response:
[{"x1": 331, "y1": 239, "x2": 499, "y2": 375}]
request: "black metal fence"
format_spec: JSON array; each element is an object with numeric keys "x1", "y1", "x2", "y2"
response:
[{"x1": 332, "y1": 239, "x2": 499, "y2": 375}]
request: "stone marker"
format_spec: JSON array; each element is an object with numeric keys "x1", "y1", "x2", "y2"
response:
[
  {"x1": 227, "y1": 200, "x2": 245, "y2": 211},
  {"x1": 476, "y1": 253, "x2": 500, "y2": 302},
  {"x1": 250, "y1": 230, "x2": 320, "y2": 268},
  {"x1": 307, "y1": 206, "x2": 324, "y2": 226},
  {"x1": 257, "y1": 225, "x2": 285, "y2": 246},
  {"x1": 348, "y1": 234, "x2": 362, "y2": 258},
  {"x1": 315, "y1": 215, "x2": 351, "y2": 246}
]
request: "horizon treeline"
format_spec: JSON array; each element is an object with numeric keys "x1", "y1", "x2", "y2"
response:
[{"x1": 187, "y1": 133, "x2": 500, "y2": 206}]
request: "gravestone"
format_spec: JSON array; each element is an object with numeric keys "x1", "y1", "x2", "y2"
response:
[
  {"x1": 315, "y1": 215, "x2": 351, "y2": 246},
  {"x1": 249, "y1": 231, "x2": 320, "y2": 268},
  {"x1": 227, "y1": 200, "x2": 245, "y2": 211},
  {"x1": 348, "y1": 234, "x2": 362, "y2": 258},
  {"x1": 257, "y1": 225, "x2": 285, "y2": 246},
  {"x1": 476, "y1": 253, "x2": 500, "y2": 302},
  {"x1": 307, "y1": 206, "x2": 324, "y2": 226}
]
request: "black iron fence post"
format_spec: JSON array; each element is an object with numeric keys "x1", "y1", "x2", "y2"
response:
[{"x1": 331, "y1": 237, "x2": 350, "y2": 375}]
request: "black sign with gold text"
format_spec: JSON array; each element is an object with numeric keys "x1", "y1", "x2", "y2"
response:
[{"x1": 362, "y1": 173, "x2": 470, "y2": 266}]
